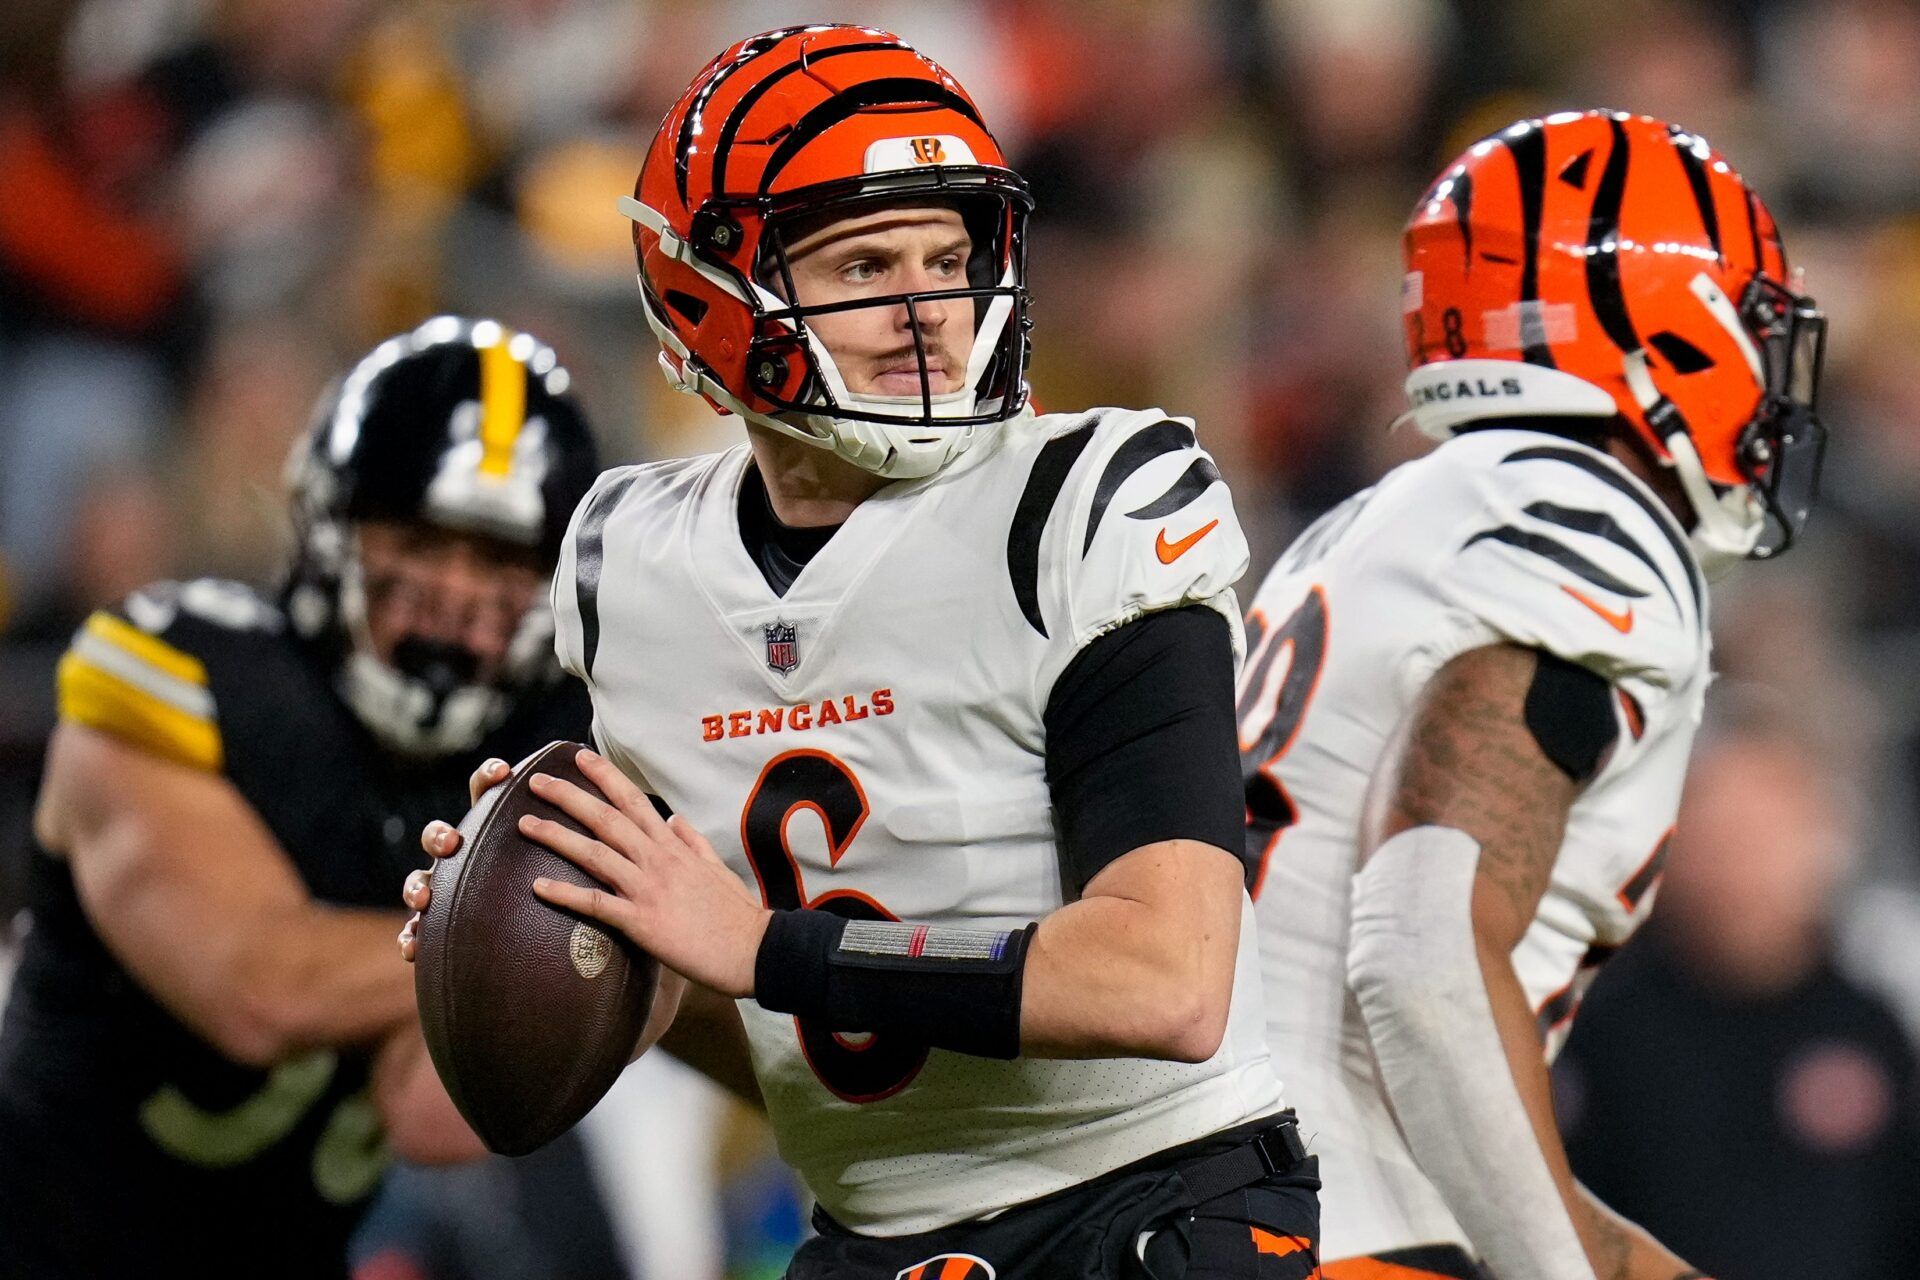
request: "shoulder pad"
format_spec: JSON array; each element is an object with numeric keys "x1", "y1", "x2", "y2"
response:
[
  {"x1": 54, "y1": 579, "x2": 282, "y2": 771},
  {"x1": 1007, "y1": 408, "x2": 1248, "y2": 677},
  {"x1": 1430, "y1": 435, "x2": 1705, "y2": 691},
  {"x1": 551, "y1": 458, "x2": 709, "y2": 681}
]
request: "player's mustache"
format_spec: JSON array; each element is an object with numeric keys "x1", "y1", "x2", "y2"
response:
[{"x1": 870, "y1": 344, "x2": 961, "y2": 385}]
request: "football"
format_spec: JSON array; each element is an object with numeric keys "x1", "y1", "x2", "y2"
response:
[{"x1": 414, "y1": 740, "x2": 659, "y2": 1156}]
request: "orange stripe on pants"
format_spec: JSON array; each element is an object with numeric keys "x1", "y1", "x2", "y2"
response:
[
  {"x1": 1253, "y1": 1227, "x2": 1310, "y2": 1259},
  {"x1": 1322, "y1": 1258, "x2": 1463, "y2": 1279}
]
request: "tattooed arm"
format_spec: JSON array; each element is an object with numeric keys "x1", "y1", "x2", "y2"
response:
[{"x1": 1357, "y1": 643, "x2": 1707, "y2": 1280}]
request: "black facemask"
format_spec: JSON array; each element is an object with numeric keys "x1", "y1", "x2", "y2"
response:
[{"x1": 1737, "y1": 275, "x2": 1829, "y2": 558}]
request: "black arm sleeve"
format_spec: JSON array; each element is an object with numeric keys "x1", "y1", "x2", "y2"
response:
[
  {"x1": 1043, "y1": 605, "x2": 1246, "y2": 893},
  {"x1": 1523, "y1": 650, "x2": 1619, "y2": 783}
]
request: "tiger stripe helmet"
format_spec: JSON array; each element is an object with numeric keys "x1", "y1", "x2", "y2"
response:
[
  {"x1": 621, "y1": 25, "x2": 1033, "y2": 479},
  {"x1": 1403, "y1": 111, "x2": 1827, "y2": 564}
]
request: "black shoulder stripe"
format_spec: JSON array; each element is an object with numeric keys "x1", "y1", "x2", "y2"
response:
[
  {"x1": 1500, "y1": 445, "x2": 1704, "y2": 620},
  {"x1": 1586, "y1": 116, "x2": 1639, "y2": 354},
  {"x1": 1462, "y1": 526, "x2": 1650, "y2": 599},
  {"x1": 1082, "y1": 420, "x2": 1194, "y2": 555},
  {"x1": 1126, "y1": 454, "x2": 1221, "y2": 521},
  {"x1": 1522, "y1": 501, "x2": 1678, "y2": 610},
  {"x1": 574, "y1": 473, "x2": 640, "y2": 677},
  {"x1": 1008, "y1": 419, "x2": 1099, "y2": 637}
]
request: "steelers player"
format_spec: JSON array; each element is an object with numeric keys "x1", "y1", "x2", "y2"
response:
[
  {"x1": 0, "y1": 319, "x2": 602, "y2": 1278},
  {"x1": 1238, "y1": 114, "x2": 1824, "y2": 1278},
  {"x1": 404, "y1": 25, "x2": 1318, "y2": 1280}
]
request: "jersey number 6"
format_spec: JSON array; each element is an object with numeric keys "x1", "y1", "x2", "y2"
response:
[
  {"x1": 741, "y1": 749, "x2": 929, "y2": 1102},
  {"x1": 1237, "y1": 587, "x2": 1328, "y2": 899}
]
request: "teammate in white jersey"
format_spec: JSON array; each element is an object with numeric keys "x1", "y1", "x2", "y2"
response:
[
  {"x1": 403, "y1": 25, "x2": 1316, "y2": 1279},
  {"x1": 1238, "y1": 112, "x2": 1827, "y2": 1280}
]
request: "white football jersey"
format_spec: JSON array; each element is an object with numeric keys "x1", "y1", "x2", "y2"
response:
[
  {"x1": 1238, "y1": 428, "x2": 1711, "y2": 1261},
  {"x1": 552, "y1": 406, "x2": 1285, "y2": 1236}
]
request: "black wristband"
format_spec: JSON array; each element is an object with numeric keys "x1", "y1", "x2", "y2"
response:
[{"x1": 754, "y1": 909, "x2": 1037, "y2": 1060}]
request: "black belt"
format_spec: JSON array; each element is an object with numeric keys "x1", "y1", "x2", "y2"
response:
[{"x1": 1173, "y1": 1114, "x2": 1312, "y2": 1207}]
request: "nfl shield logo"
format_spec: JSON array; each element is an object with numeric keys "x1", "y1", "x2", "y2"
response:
[{"x1": 765, "y1": 620, "x2": 799, "y2": 674}]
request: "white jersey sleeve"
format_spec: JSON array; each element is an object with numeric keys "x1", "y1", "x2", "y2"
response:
[
  {"x1": 551, "y1": 465, "x2": 637, "y2": 683},
  {"x1": 1030, "y1": 409, "x2": 1250, "y2": 700},
  {"x1": 1404, "y1": 436, "x2": 1707, "y2": 717},
  {"x1": 551, "y1": 461, "x2": 664, "y2": 791}
]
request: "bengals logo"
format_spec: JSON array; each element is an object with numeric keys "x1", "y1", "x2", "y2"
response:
[
  {"x1": 895, "y1": 1254, "x2": 994, "y2": 1280},
  {"x1": 909, "y1": 136, "x2": 947, "y2": 165}
]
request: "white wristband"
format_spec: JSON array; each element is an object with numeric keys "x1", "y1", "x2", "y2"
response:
[{"x1": 1347, "y1": 825, "x2": 1596, "y2": 1280}]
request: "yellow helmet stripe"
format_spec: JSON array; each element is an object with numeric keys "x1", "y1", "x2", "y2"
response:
[{"x1": 478, "y1": 333, "x2": 528, "y2": 478}]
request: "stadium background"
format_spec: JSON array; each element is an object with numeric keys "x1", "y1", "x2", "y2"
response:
[{"x1": 2, "y1": 0, "x2": 1918, "y2": 1276}]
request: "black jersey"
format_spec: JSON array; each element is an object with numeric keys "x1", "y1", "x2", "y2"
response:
[{"x1": 0, "y1": 578, "x2": 591, "y2": 1279}]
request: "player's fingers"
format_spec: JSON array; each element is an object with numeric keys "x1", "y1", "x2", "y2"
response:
[
  {"x1": 529, "y1": 773, "x2": 643, "y2": 856},
  {"x1": 402, "y1": 868, "x2": 434, "y2": 910},
  {"x1": 468, "y1": 757, "x2": 510, "y2": 805},
  {"x1": 532, "y1": 876, "x2": 636, "y2": 936},
  {"x1": 573, "y1": 747, "x2": 669, "y2": 837},
  {"x1": 669, "y1": 814, "x2": 740, "y2": 875},
  {"x1": 519, "y1": 813, "x2": 641, "y2": 893},
  {"x1": 670, "y1": 815, "x2": 758, "y2": 903},
  {"x1": 668, "y1": 813, "x2": 717, "y2": 859},
  {"x1": 421, "y1": 821, "x2": 462, "y2": 860},
  {"x1": 398, "y1": 914, "x2": 420, "y2": 963}
]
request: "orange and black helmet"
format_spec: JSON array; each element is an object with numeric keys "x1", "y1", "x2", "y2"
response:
[
  {"x1": 620, "y1": 25, "x2": 1033, "y2": 478},
  {"x1": 1403, "y1": 111, "x2": 1827, "y2": 561}
]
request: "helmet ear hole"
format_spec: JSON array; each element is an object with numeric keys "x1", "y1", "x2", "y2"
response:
[
  {"x1": 1649, "y1": 330, "x2": 1715, "y2": 374},
  {"x1": 665, "y1": 290, "x2": 709, "y2": 326}
]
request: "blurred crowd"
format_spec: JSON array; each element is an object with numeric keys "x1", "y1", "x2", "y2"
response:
[{"x1": 4, "y1": 0, "x2": 1920, "y2": 1276}]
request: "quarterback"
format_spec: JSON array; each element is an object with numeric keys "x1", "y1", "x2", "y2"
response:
[
  {"x1": 404, "y1": 24, "x2": 1317, "y2": 1280},
  {"x1": 1238, "y1": 113, "x2": 1825, "y2": 1278}
]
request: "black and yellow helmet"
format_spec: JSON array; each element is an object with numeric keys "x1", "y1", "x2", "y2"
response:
[{"x1": 284, "y1": 317, "x2": 601, "y2": 755}]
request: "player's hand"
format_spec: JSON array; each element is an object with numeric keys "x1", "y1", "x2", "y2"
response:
[
  {"x1": 519, "y1": 746, "x2": 770, "y2": 998},
  {"x1": 397, "y1": 756, "x2": 513, "y2": 963}
]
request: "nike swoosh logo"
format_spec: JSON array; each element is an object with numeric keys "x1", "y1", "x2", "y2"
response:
[
  {"x1": 1250, "y1": 1227, "x2": 1309, "y2": 1259},
  {"x1": 1156, "y1": 518, "x2": 1220, "y2": 564},
  {"x1": 1562, "y1": 585, "x2": 1635, "y2": 633}
]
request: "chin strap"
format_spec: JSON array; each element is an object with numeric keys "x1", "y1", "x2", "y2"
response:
[{"x1": 1622, "y1": 348, "x2": 1761, "y2": 575}]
